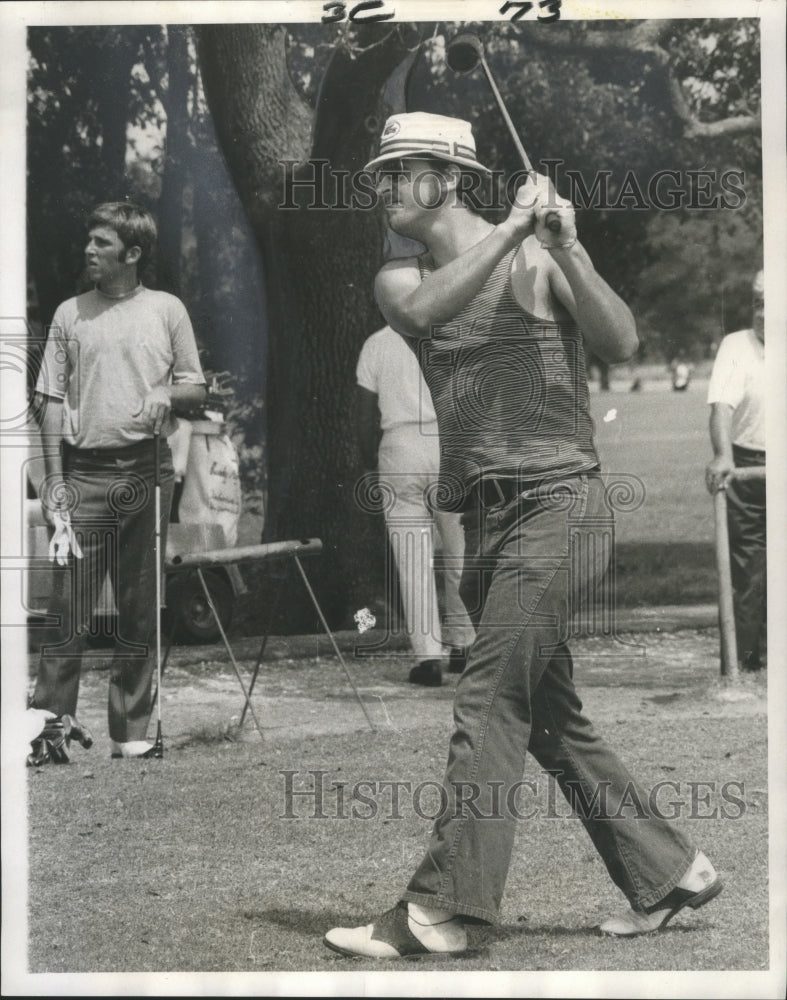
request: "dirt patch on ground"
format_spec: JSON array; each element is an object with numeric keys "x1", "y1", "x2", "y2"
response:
[
  {"x1": 18, "y1": 624, "x2": 770, "y2": 981},
  {"x1": 28, "y1": 626, "x2": 766, "y2": 749}
]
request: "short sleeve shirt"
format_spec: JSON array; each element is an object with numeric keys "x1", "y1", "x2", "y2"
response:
[
  {"x1": 707, "y1": 329, "x2": 765, "y2": 451},
  {"x1": 356, "y1": 326, "x2": 437, "y2": 431},
  {"x1": 36, "y1": 285, "x2": 205, "y2": 448}
]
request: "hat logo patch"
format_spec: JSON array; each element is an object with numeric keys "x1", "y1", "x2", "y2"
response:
[{"x1": 382, "y1": 120, "x2": 401, "y2": 138}]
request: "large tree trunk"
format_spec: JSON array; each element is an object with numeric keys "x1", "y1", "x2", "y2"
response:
[
  {"x1": 93, "y1": 30, "x2": 142, "y2": 193},
  {"x1": 156, "y1": 25, "x2": 192, "y2": 294},
  {"x1": 197, "y1": 24, "x2": 415, "y2": 630}
]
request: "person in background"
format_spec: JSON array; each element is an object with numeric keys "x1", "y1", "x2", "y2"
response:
[
  {"x1": 705, "y1": 269, "x2": 766, "y2": 672},
  {"x1": 356, "y1": 324, "x2": 475, "y2": 686},
  {"x1": 670, "y1": 351, "x2": 693, "y2": 391},
  {"x1": 29, "y1": 201, "x2": 206, "y2": 763}
]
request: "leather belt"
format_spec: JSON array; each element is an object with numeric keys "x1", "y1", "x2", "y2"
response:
[
  {"x1": 62, "y1": 439, "x2": 157, "y2": 459},
  {"x1": 471, "y1": 475, "x2": 542, "y2": 509},
  {"x1": 470, "y1": 467, "x2": 601, "y2": 509}
]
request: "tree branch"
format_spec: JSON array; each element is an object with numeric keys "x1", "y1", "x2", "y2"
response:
[{"x1": 508, "y1": 20, "x2": 760, "y2": 138}]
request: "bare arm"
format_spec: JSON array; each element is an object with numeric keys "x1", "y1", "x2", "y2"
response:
[
  {"x1": 547, "y1": 243, "x2": 639, "y2": 364},
  {"x1": 375, "y1": 172, "x2": 637, "y2": 360},
  {"x1": 521, "y1": 172, "x2": 638, "y2": 363},
  {"x1": 374, "y1": 223, "x2": 523, "y2": 338},
  {"x1": 706, "y1": 402, "x2": 735, "y2": 493},
  {"x1": 136, "y1": 382, "x2": 207, "y2": 434},
  {"x1": 355, "y1": 386, "x2": 381, "y2": 471},
  {"x1": 34, "y1": 393, "x2": 65, "y2": 526}
]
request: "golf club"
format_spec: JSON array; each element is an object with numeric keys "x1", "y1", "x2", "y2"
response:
[
  {"x1": 151, "y1": 429, "x2": 164, "y2": 758},
  {"x1": 446, "y1": 32, "x2": 562, "y2": 234}
]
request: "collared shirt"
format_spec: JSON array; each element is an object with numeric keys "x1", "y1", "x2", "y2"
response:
[{"x1": 707, "y1": 328, "x2": 765, "y2": 451}]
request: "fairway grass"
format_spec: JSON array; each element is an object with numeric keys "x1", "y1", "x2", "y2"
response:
[
  {"x1": 24, "y1": 628, "x2": 769, "y2": 978},
  {"x1": 229, "y1": 382, "x2": 723, "y2": 641},
  {"x1": 591, "y1": 382, "x2": 719, "y2": 606}
]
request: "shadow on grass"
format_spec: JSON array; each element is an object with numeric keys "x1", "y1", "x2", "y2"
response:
[
  {"x1": 481, "y1": 914, "x2": 723, "y2": 945},
  {"x1": 612, "y1": 542, "x2": 716, "y2": 607},
  {"x1": 205, "y1": 542, "x2": 721, "y2": 638},
  {"x1": 484, "y1": 922, "x2": 600, "y2": 942},
  {"x1": 240, "y1": 907, "x2": 492, "y2": 961},
  {"x1": 246, "y1": 906, "x2": 715, "y2": 948},
  {"x1": 241, "y1": 906, "x2": 348, "y2": 937}
]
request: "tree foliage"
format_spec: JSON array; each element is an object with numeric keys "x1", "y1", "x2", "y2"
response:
[
  {"x1": 27, "y1": 25, "x2": 268, "y2": 491},
  {"x1": 27, "y1": 17, "x2": 763, "y2": 629},
  {"x1": 403, "y1": 19, "x2": 761, "y2": 355},
  {"x1": 28, "y1": 27, "x2": 155, "y2": 323}
]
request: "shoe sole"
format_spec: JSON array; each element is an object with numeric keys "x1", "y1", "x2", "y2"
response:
[
  {"x1": 659, "y1": 877, "x2": 724, "y2": 931},
  {"x1": 323, "y1": 936, "x2": 367, "y2": 958},
  {"x1": 323, "y1": 935, "x2": 411, "y2": 959},
  {"x1": 322, "y1": 935, "x2": 465, "y2": 959},
  {"x1": 602, "y1": 878, "x2": 724, "y2": 937}
]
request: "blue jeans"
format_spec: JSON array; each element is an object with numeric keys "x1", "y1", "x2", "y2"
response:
[
  {"x1": 402, "y1": 473, "x2": 695, "y2": 923},
  {"x1": 32, "y1": 440, "x2": 174, "y2": 742}
]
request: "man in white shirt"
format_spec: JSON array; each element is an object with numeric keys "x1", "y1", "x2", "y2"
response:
[
  {"x1": 356, "y1": 325, "x2": 475, "y2": 686},
  {"x1": 706, "y1": 270, "x2": 766, "y2": 671}
]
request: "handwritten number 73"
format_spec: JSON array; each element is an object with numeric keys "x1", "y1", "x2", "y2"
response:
[{"x1": 500, "y1": 0, "x2": 562, "y2": 22}]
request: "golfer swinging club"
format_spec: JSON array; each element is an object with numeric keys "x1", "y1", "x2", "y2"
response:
[{"x1": 325, "y1": 112, "x2": 722, "y2": 956}]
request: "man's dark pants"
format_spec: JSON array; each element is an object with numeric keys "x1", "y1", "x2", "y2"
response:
[
  {"x1": 32, "y1": 440, "x2": 175, "y2": 742},
  {"x1": 727, "y1": 444, "x2": 767, "y2": 671},
  {"x1": 402, "y1": 472, "x2": 695, "y2": 923}
]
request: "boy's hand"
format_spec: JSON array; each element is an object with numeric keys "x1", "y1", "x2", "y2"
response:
[{"x1": 134, "y1": 387, "x2": 172, "y2": 434}]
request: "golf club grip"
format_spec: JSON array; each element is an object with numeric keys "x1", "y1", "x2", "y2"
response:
[{"x1": 544, "y1": 211, "x2": 562, "y2": 234}]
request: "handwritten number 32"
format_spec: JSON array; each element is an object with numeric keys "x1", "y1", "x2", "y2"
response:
[{"x1": 322, "y1": 1, "x2": 395, "y2": 22}]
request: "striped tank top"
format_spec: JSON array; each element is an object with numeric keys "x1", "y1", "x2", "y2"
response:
[{"x1": 417, "y1": 248, "x2": 599, "y2": 509}]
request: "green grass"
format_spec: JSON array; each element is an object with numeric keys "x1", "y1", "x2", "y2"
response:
[
  {"x1": 590, "y1": 382, "x2": 717, "y2": 606},
  {"x1": 589, "y1": 380, "x2": 714, "y2": 547},
  {"x1": 611, "y1": 541, "x2": 716, "y2": 606},
  {"x1": 22, "y1": 629, "x2": 769, "y2": 979},
  {"x1": 17, "y1": 381, "x2": 769, "y2": 990},
  {"x1": 227, "y1": 381, "x2": 721, "y2": 638}
]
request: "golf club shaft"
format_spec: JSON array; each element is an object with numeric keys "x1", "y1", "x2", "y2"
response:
[
  {"x1": 153, "y1": 430, "x2": 163, "y2": 749},
  {"x1": 478, "y1": 53, "x2": 533, "y2": 172},
  {"x1": 476, "y1": 53, "x2": 561, "y2": 235}
]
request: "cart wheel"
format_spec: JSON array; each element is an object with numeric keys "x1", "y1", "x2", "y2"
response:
[{"x1": 165, "y1": 570, "x2": 234, "y2": 644}]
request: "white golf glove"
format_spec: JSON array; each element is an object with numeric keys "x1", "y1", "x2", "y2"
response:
[
  {"x1": 48, "y1": 510, "x2": 83, "y2": 565},
  {"x1": 530, "y1": 174, "x2": 577, "y2": 250}
]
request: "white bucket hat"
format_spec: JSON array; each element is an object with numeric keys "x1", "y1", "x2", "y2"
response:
[{"x1": 365, "y1": 112, "x2": 491, "y2": 173}]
